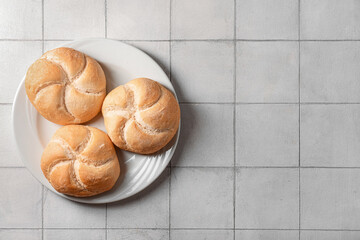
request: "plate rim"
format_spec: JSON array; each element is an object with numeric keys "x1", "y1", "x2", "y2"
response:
[{"x1": 11, "y1": 38, "x2": 180, "y2": 204}]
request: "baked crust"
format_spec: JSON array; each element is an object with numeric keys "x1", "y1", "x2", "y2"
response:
[
  {"x1": 25, "y1": 47, "x2": 106, "y2": 125},
  {"x1": 102, "y1": 78, "x2": 180, "y2": 154},
  {"x1": 41, "y1": 125, "x2": 120, "y2": 197}
]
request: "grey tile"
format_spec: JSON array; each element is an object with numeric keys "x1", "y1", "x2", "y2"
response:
[
  {"x1": 0, "y1": 105, "x2": 23, "y2": 167},
  {"x1": 170, "y1": 168, "x2": 233, "y2": 228},
  {"x1": 236, "y1": 104, "x2": 299, "y2": 167},
  {"x1": 235, "y1": 168, "x2": 299, "y2": 229},
  {"x1": 172, "y1": 0, "x2": 234, "y2": 40},
  {"x1": 44, "y1": 229, "x2": 105, "y2": 240},
  {"x1": 236, "y1": 230, "x2": 299, "y2": 240},
  {"x1": 171, "y1": 41, "x2": 234, "y2": 103},
  {"x1": 107, "y1": 169, "x2": 169, "y2": 228},
  {"x1": 107, "y1": 0, "x2": 169, "y2": 40},
  {"x1": 43, "y1": 189, "x2": 106, "y2": 228},
  {"x1": 0, "y1": 168, "x2": 42, "y2": 228},
  {"x1": 0, "y1": 230, "x2": 42, "y2": 240},
  {"x1": 0, "y1": 0, "x2": 42, "y2": 39},
  {"x1": 126, "y1": 41, "x2": 170, "y2": 77},
  {"x1": 300, "y1": 42, "x2": 360, "y2": 103},
  {"x1": 172, "y1": 104, "x2": 234, "y2": 167},
  {"x1": 300, "y1": 231, "x2": 360, "y2": 240},
  {"x1": 301, "y1": 168, "x2": 360, "y2": 229},
  {"x1": 44, "y1": 0, "x2": 105, "y2": 39},
  {"x1": 236, "y1": 41, "x2": 299, "y2": 103},
  {"x1": 171, "y1": 230, "x2": 233, "y2": 240},
  {"x1": 44, "y1": 41, "x2": 71, "y2": 52},
  {"x1": 300, "y1": 0, "x2": 360, "y2": 40},
  {"x1": 236, "y1": 0, "x2": 298, "y2": 40},
  {"x1": 0, "y1": 41, "x2": 42, "y2": 103},
  {"x1": 108, "y1": 229, "x2": 169, "y2": 240},
  {"x1": 301, "y1": 105, "x2": 360, "y2": 167}
]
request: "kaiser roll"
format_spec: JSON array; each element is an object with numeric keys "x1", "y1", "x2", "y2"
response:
[
  {"x1": 41, "y1": 125, "x2": 120, "y2": 197},
  {"x1": 25, "y1": 47, "x2": 106, "y2": 125},
  {"x1": 102, "y1": 78, "x2": 180, "y2": 154}
]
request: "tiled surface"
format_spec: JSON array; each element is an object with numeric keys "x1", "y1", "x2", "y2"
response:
[
  {"x1": 43, "y1": 229, "x2": 105, "y2": 240},
  {"x1": 2, "y1": 0, "x2": 360, "y2": 239},
  {"x1": 171, "y1": 41, "x2": 234, "y2": 103},
  {"x1": 0, "y1": 168, "x2": 42, "y2": 228},
  {"x1": 300, "y1": 231, "x2": 360, "y2": 240},
  {"x1": 0, "y1": 229, "x2": 42, "y2": 240},
  {"x1": 170, "y1": 168, "x2": 233, "y2": 228},
  {"x1": 172, "y1": 0, "x2": 234, "y2": 40},
  {"x1": 301, "y1": 168, "x2": 360, "y2": 229},
  {"x1": 107, "y1": 229, "x2": 169, "y2": 240},
  {"x1": 43, "y1": 189, "x2": 106, "y2": 228},
  {"x1": 236, "y1": 41, "x2": 299, "y2": 103},
  {"x1": 236, "y1": 230, "x2": 299, "y2": 240},
  {"x1": 300, "y1": 0, "x2": 360, "y2": 40},
  {"x1": 171, "y1": 230, "x2": 233, "y2": 240},
  {"x1": 0, "y1": 0, "x2": 42, "y2": 39},
  {"x1": 236, "y1": 104, "x2": 299, "y2": 166},
  {"x1": 44, "y1": 0, "x2": 105, "y2": 39},
  {"x1": 300, "y1": 42, "x2": 360, "y2": 103},
  {"x1": 0, "y1": 105, "x2": 22, "y2": 166},
  {"x1": 236, "y1": 0, "x2": 298, "y2": 40},
  {"x1": 301, "y1": 105, "x2": 360, "y2": 167},
  {"x1": 173, "y1": 104, "x2": 234, "y2": 167},
  {"x1": 0, "y1": 41, "x2": 42, "y2": 103},
  {"x1": 107, "y1": 0, "x2": 169, "y2": 40},
  {"x1": 235, "y1": 168, "x2": 299, "y2": 229}
]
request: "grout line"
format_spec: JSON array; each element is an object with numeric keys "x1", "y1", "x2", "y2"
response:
[
  {"x1": 237, "y1": 39, "x2": 299, "y2": 42},
  {"x1": 0, "y1": 103, "x2": 12, "y2": 105},
  {"x1": 41, "y1": 186, "x2": 44, "y2": 240},
  {"x1": 104, "y1": 0, "x2": 107, "y2": 39},
  {"x1": 105, "y1": 203, "x2": 107, "y2": 240},
  {"x1": 2, "y1": 38, "x2": 360, "y2": 42},
  {"x1": 236, "y1": 102, "x2": 298, "y2": 105},
  {"x1": 41, "y1": 0, "x2": 44, "y2": 54},
  {"x1": 298, "y1": 1, "x2": 301, "y2": 239},
  {"x1": 4, "y1": 227, "x2": 360, "y2": 231},
  {"x1": 0, "y1": 228, "x2": 360, "y2": 232},
  {"x1": 233, "y1": 0, "x2": 237, "y2": 239},
  {"x1": 298, "y1": 102, "x2": 360, "y2": 105}
]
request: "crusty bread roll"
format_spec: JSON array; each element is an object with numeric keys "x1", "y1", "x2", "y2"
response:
[
  {"x1": 102, "y1": 78, "x2": 180, "y2": 154},
  {"x1": 25, "y1": 47, "x2": 106, "y2": 125},
  {"x1": 41, "y1": 125, "x2": 120, "y2": 197}
]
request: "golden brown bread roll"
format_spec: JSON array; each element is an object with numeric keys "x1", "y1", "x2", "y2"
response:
[
  {"x1": 102, "y1": 78, "x2": 180, "y2": 154},
  {"x1": 41, "y1": 125, "x2": 120, "y2": 197},
  {"x1": 25, "y1": 47, "x2": 106, "y2": 125}
]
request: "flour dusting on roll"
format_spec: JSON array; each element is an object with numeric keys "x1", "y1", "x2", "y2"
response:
[
  {"x1": 41, "y1": 125, "x2": 120, "y2": 197},
  {"x1": 25, "y1": 47, "x2": 106, "y2": 125},
  {"x1": 102, "y1": 78, "x2": 180, "y2": 154}
]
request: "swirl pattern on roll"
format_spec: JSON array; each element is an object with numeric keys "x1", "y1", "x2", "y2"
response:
[
  {"x1": 25, "y1": 47, "x2": 106, "y2": 125},
  {"x1": 41, "y1": 125, "x2": 120, "y2": 197},
  {"x1": 102, "y1": 78, "x2": 180, "y2": 154}
]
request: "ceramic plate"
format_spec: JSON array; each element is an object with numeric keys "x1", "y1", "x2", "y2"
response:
[{"x1": 12, "y1": 38, "x2": 179, "y2": 204}]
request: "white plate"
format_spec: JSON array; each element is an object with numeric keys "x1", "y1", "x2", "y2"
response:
[{"x1": 12, "y1": 38, "x2": 179, "y2": 204}]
